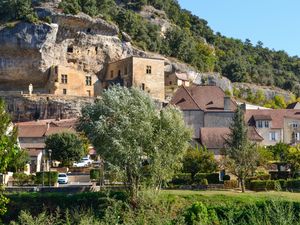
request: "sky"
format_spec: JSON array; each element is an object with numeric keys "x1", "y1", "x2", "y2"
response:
[{"x1": 177, "y1": 0, "x2": 300, "y2": 57}]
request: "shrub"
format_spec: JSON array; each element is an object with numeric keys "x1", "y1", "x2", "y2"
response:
[
  {"x1": 224, "y1": 180, "x2": 238, "y2": 189},
  {"x1": 35, "y1": 171, "x2": 58, "y2": 186},
  {"x1": 184, "y1": 202, "x2": 209, "y2": 225},
  {"x1": 286, "y1": 179, "x2": 300, "y2": 190},
  {"x1": 249, "y1": 180, "x2": 275, "y2": 191},
  {"x1": 278, "y1": 179, "x2": 287, "y2": 189},
  {"x1": 194, "y1": 173, "x2": 220, "y2": 184},
  {"x1": 13, "y1": 173, "x2": 34, "y2": 186},
  {"x1": 171, "y1": 173, "x2": 192, "y2": 185},
  {"x1": 257, "y1": 174, "x2": 271, "y2": 180},
  {"x1": 200, "y1": 179, "x2": 208, "y2": 186},
  {"x1": 90, "y1": 169, "x2": 102, "y2": 180}
]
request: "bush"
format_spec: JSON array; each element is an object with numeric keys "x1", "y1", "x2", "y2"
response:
[
  {"x1": 184, "y1": 202, "x2": 209, "y2": 225},
  {"x1": 257, "y1": 174, "x2": 271, "y2": 180},
  {"x1": 171, "y1": 173, "x2": 192, "y2": 185},
  {"x1": 249, "y1": 180, "x2": 275, "y2": 191},
  {"x1": 224, "y1": 180, "x2": 238, "y2": 189},
  {"x1": 286, "y1": 179, "x2": 300, "y2": 190},
  {"x1": 13, "y1": 173, "x2": 34, "y2": 186},
  {"x1": 90, "y1": 169, "x2": 102, "y2": 180},
  {"x1": 194, "y1": 173, "x2": 220, "y2": 184},
  {"x1": 35, "y1": 171, "x2": 58, "y2": 186},
  {"x1": 199, "y1": 179, "x2": 208, "y2": 186},
  {"x1": 269, "y1": 171, "x2": 291, "y2": 180}
]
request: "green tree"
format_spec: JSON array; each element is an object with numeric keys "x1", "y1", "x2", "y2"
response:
[
  {"x1": 182, "y1": 146, "x2": 217, "y2": 181},
  {"x1": 7, "y1": 149, "x2": 29, "y2": 173},
  {"x1": 45, "y1": 132, "x2": 88, "y2": 167},
  {"x1": 224, "y1": 106, "x2": 259, "y2": 192},
  {"x1": 0, "y1": 98, "x2": 20, "y2": 174},
  {"x1": 77, "y1": 86, "x2": 191, "y2": 203},
  {"x1": 286, "y1": 145, "x2": 300, "y2": 178}
]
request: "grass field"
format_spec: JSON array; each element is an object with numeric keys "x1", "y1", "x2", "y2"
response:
[{"x1": 160, "y1": 190, "x2": 300, "y2": 203}]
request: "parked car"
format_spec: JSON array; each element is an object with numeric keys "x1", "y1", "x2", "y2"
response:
[
  {"x1": 73, "y1": 156, "x2": 93, "y2": 167},
  {"x1": 58, "y1": 173, "x2": 68, "y2": 184}
]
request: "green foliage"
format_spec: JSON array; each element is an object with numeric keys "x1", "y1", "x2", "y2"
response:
[
  {"x1": 7, "y1": 149, "x2": 29, "y2": 173},
  {"x1": 78, "y1": 86, "x2": 191, "y2": 201},
  {"x1": 171, "y1": 173, "x2": 192, "y2": 185},
  {"x1": 184, "y1": 202, "x2": 211, "y2": 225},
  {"x1": 182, "y1": 146, "x2": 218, "y2": 181},
  {"x1": 90, "y1": 168, "x2": 103, "y2": 180},
  {"x1": 0, "y1": 194, "x2": 9, "y2": 217},
  {"x1": 45, "y1": 132, "x2": 88, "y2": 167},
  {"x1": 35, "y1": 171, "x2": 58, "y2": 186},
  {"x1": 12, "y1": 173, "x2": 34, "y2": 186},
  {"x1": 286, "y1": 178, "x2": 300, "y2": 190},
  {"x1": 0, "y1": 98, "x2": 21, "y2": 174},
  {"x1": 0, "y1": 0, "x2": 38, "y2": 23},
  {"x1": 249, "y1": 180, "x2": 275, "y2": 191},
  {"x1": 224, "y1": 106, "x2": 259, "y2": 192},
  {"x1": 194, "y1": 173, "x2": 220, "y2": 184}
]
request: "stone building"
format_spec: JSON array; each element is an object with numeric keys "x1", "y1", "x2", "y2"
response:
[
  {"x1": 102, "y1": 56, "x2": 165, "y2": 101},
  {"x1": 165, "y1": 72, "x2": 190, "y2": 87},
  {"x1": 245, "y1": 109, "x2": 300, "y2": 146},
  {"x1": 47, "y1": 65, "x2": 99, "y2": 97},
  {"x1": 170, "y1": 85, "x2": 237, "y2": 139}
]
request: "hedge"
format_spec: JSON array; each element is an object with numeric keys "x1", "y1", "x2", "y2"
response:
[
  {"x1": 13, "y1": 173, "x2": 35, "y2": 186},
  {"x1": 171, "y1": 173, "x2": 192, "y2": 185},
  {"x1": 286, "y1": 179, "x2": 300, "y2": 190},
  {"x1": 36, "y1": 171, "x2": 58, "y2": 186},
  {"x1": 90, "y1": 169, "x2": 103, "y2": 180},
  {"x1": 194, "y1": 173, "x2": 220, "y2": 184},
  {"x1": 223, "y1": 175, "x2": 230, "y2": 181},
  {"x1": 249, "y1": 180, "x2": 276, "y2": 191},
  {"x1": 224, "y1": 180, "x2": 238, "y2": 189}
]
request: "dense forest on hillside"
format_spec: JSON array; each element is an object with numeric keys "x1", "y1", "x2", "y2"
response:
[{"x1": 1, "y1": 0, "x2": 300, "y2": 97}]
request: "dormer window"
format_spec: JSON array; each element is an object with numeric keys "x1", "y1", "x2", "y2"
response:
[
  {"x1": 291, "y1": 122, "x2": 298, "y2": 128},
  {"x1": 257, "y1": 120, "x2": 269, "y2": 128}
]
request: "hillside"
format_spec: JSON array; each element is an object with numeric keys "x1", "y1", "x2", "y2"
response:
[{"x1": 0, "y1": 0, "x2": 299, "y2": 108}]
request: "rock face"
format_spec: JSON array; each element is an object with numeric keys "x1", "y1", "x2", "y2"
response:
[{"x1": 1, "y1": 93, "x2": 94, "y2": 122}]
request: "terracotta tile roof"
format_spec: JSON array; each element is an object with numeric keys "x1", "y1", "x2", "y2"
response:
[
  {"x1": 21, "y1": 143, "x2": 45, "y2": 149},
  {"x1": 200, "y1": 127, "x2": 263, "y2": 149},
  {"x1": 170, "y1": 85, "x2": 237, "y2": 111},
  {"x1": 16, "y1": 119, "x2": 77, "y2": 138},
  {"x1": 253, "y1": 115, "x2": 272, "y2": 121},
  {"x1": 245, "y1": 109, "x2": 300, "y2": 129}
]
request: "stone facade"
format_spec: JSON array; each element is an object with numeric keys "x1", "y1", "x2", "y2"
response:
[
  {"x1": 103, "y1": 56, "x2": 165, "y2": 101},
  {"x1": 47, "y1": 65, "x2": 99, "y2": 97}
]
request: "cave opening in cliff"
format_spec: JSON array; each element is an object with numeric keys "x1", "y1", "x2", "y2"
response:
[{"x1": 67, "y1": 46, "x2": 73, "y2": 53}]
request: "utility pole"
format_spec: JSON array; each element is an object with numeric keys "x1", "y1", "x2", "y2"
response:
[{"x1": 48, "y1": 149, "x2": 52, "y2": 187}]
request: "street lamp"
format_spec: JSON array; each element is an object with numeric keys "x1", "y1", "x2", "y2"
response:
[{"x1": 48, "y1": 149, "x2": 52, "y2": 187}]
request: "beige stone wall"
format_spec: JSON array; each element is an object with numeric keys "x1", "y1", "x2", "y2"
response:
[
  {"x1": 105, "y1": 57, "x2": 165, "y2": 101},
  {"x1": 132, "y1": 57, "x2": 165, "y2": 101},
  {"x1": 204, "y1": 112, "x2": 235, "y2": 127},
  {"x1": 48, "y1": 66, "x2": 97, "y2": 97},
  {"x1": 255, "y1": 127, "x2": 283, "y2": 146},
  {"x1": 284, "y1": 118, "x2": 300, "y2": 144}
]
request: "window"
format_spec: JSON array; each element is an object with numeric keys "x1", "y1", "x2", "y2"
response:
[
  {"x1": 86, "y1": 76, "x2": 92, "y2": 86},
  {"x1": 257, "y1": 121, "x2": 263, "y2": 128},
  {"x1": 118, "y1": 70, "x2": 121, "y2": 76},
  {"x1": 264, "y1": 121, "x2": 269, "y2": 128},
  {"x1": 269, "y1": 132, "x2": 278, "y2": 141},
  {"x1": 291, "y1": 122, "x2": 298, "y2": 128},
  {"x1": 125, "y1": 66, "x2": 128, "y2": 75},
  {"x1": 110, "y1": 70, "x2": 113, "y2": 78},
  {"x1": 296, "y1": 132, "x2": 300, "y2": 141},
  {"x1": 87, "y1": 90, "x2": 91, "y2": 97},
  {"x1": 63, "y1": 89, "x2": 67, "y2": 95},
  {"x1": 61, "y1": 74, "x2": 68, "y2": 84},
  {"x1": 146, "y1": 65, "x2": 152, "y2": 74},
  {"x1": 141, "y1": 83, "x2": 145, "y2": 91}
]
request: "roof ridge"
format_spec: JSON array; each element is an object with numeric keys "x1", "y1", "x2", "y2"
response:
[{"x1": 182, "y1": 86, "x2": 202, "y2": 110}]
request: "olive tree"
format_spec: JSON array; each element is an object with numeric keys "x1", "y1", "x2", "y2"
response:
[{"x1": 77, "y1": 86, "x2": 191, "y2": 203}]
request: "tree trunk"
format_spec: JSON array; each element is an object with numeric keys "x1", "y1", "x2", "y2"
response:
[{"x1": 241, "y1": 178, "x2": 245, "y2": 193}]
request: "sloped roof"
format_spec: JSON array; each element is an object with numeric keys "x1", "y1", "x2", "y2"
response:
[
  {"x1": 170, "y1": 85, "x2": 237, "y2": 111},
  {"x1": 245, "y1": 109, "x2": 300, "y2": 129},
  {"x1": 200, "y1": 127, "x2": 263, "y2": 149},
  {"x1": 287, "y1": 102, "x2": 300, "y2": 109},
  {"x1": 17, "y1": 119, "x2": 77, "y2": 138}
]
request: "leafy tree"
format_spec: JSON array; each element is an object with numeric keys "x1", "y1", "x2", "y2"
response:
[
  {"x1": 182, "y1": 146, "x2": 217, "y2": 181},
  {"x1": 286, "y1": 145, "x2": 300, "y2": 178},
  {"x1": 45, "y1": 132, "x2": 88, "y2": 167},
  {"x1": 0, "y1": 98, "x2": 20, "y2": 174},
  {"x1": 0, "y1": 0, "x2": 37, "y2": 22},
  {"x1": 224, "y1": 106, "x2": 259, "y2": 192},
  {"x1": 7, "y1": 149, "x2": 29, "y2": 173},
  {"x1": 77, "y1": 86, "x2": 191, "y2": 203}
]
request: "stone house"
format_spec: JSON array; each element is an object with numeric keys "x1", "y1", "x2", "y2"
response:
[
  {"x1": 102, "y1": 56, "x2": 165, "y2": 101},
  {"x1": 16, "y1": 119, "x2": 77, "y2": 173},
  {"x1": 170, "y1": 85, "x2": 237, "y2": 139},
  {"x1": 245, "y1": 109, "x2": 300, "y2": 146},
  {"x1": 165, "y1": 72, "x2": 190, "y2": 87},
  {"x1": 47, "y1": 65, "x2": 99, "y2": 97}
]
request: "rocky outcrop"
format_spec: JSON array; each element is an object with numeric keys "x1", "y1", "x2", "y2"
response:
[{"x1": 1, "y1": 93, "x2": 94, "y2": 122}]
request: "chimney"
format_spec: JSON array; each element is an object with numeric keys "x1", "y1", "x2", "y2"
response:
[{"x1": 224, "y1": 96, "x2": 231, "y2": 111}]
